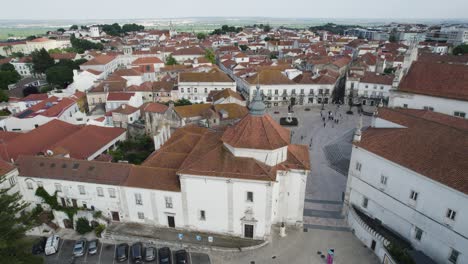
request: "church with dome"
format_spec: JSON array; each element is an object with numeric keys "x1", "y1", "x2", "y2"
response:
[{"x1": 15, "y1": 86, "x2": 311, "y2": 240}]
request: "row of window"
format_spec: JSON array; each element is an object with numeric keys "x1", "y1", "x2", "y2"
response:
[
  {"x1": 26, "y1": 181, "x2": 117, "y2": 198},
  {"x1": 356, "y1": 162, "x2": 459, "y2": 222},
  {"x1": 413, "y1": 226, "x2": 460, "y2": 264},
  {"x1": 134, "y1": 193, "x2": 173, "y2": 208},
  {"x1": 400, "y1": 104, "x2": 466, "y2": 119},
  {"x1": 180, "y1": 87, "x2": 228, "y2": 94},
  {"x1": 256, "y1": 88, "x2": 330, "y2": 96}
]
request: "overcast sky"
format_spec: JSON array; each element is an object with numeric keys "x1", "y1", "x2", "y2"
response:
[{"x1": 2, "y1": 0, "x2": 468, "y2": 20}]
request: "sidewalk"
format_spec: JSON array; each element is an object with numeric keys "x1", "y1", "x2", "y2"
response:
[{"x1": 103, "y1": 222, "x2": 265, "y2": 251}]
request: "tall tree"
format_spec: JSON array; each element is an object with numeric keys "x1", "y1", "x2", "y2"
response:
[
  {"x1": 46, "y1": 65, "x2": 73, "y2": 88},
  {"x1": 165, "y1": 55, "x2": 178, "y2": 65},
  {"x1": 453, "y1": 44, "x2": 468, "y2": 55},
  {"x1": 205, "y1": 49, "x2": 216, "y2": 64},
  {"x1": 69, "y1": 25, "x2": 79, "y2": 30},
  {"x1": 0, "y1": 175, "x2": 43, "y2": 263},
  {"x1": 31, "y1": 48, "x2": 54, "y2": 74},
  {"x1": 0, "y1": 71, "x2": 21, "y2": 90}
]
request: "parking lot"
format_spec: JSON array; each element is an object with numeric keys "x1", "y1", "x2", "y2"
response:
[{"x1": 43, "y1": 239, "x2": 211, "y2": 264}]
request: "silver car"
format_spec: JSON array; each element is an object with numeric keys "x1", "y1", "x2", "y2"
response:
[
  {"x1": 73, "y1": 239, "x2": 87, "y2": 257},
  {"x1": 88, "y1": 239, "x2": 99, "y2": 255}
]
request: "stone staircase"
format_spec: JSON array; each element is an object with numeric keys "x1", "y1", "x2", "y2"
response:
[{"x1": 303, "y1": 199, "x2": 349, "y2": 232}]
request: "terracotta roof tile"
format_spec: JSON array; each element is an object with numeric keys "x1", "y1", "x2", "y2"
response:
[
  {"x1": 221, "y1": 114, "x2": 290, "y2": 150},
  {"x1": 398, "y1": 61, "x2": 468, "y2": 101},
  {"x1": 356, "y1": 108, "x2": 468, "y2": 194}
]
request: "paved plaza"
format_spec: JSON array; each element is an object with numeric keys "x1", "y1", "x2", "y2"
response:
[{"x1": 210, "y1": 226, "x2": 379, "y2": 264}]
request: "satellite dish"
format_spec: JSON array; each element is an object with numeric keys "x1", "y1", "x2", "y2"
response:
[{"x1": 46, "y1": 150, "x2": 54, "y2": 156}]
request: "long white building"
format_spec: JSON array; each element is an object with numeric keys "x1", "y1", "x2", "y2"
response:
[
  {"x1": 344, "y1": 108, "x2": 468, "y2": 264},
  {"x1": 389, "y1": 61, "x2": 468, "y2": 119},
  {"x1": 15, "y1": 89, "x2": 310, "y2": 240}
]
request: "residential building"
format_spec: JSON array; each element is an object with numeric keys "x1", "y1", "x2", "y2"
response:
[
  {"x1": 344, "y1": 108, "x2": 468, "y2": 264},
  {"x1": 178, "y1": 68, "x2": 236, "y2": 103},
  {"x1": 389, "y1": 61, "x2": 468, "y2": 118}
]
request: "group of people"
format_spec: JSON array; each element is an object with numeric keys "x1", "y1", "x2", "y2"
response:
[{"x1": 320, "y1": 110, "x2": 342, "y2": 128}]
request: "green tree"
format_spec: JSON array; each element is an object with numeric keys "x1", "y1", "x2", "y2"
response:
[
  {"x1": 122, "y1": 23, "x2": 144, "y2": 33},
  {"x1": 57, "y1": 28, "x2": 65, "y2": 33},
  {"x1": 31, "y1": 48, "x2": 54, "y2": 74},
  {"x1": 453, "y1": 44, "x2": 468, "y2": 55},
  {"x1": 0, "y1": 63, "x2": 16, "y2": 72},
  {"x1": 70, "y1": 35, "x2": 104, "y2": 53},
  {"x1": 239, "y1": 45, "x2": 249, "y2": 51},
  {"x1": 76, "y1": 218, "x2": 93, "y2": 234},
  {"x1": 205, "y1": 49, "x2": 216, "y2": 64},
  {"x1": 0, "y1": 71, "x2": 21, "y2": 90},
  {"x1": 197, "y1": 32, "x2": 207, "y2": 40},
  {"x1": 173, "y1": 98, "x2": 192, "y2": 106},
  {"x1": 47, "y1": 48, "x2": 62, "y2": 54},
  {"x1": 101, "y1": 23, "x2": 122, "y2": 36},
  {"x1": 11, "y1": 52, "x2": 25, "y2": 58},
  {"x1": 46, "y1": 65, "x2": 73, "y2": 87},
  {"x1": 165, "y1": 55, "x2": 178, "y2": 65},
  {"x1": 263, "y1": 24, "x2": 272, "y2": 32},
  {"x1": 69, "y1": 25, "x2": 79, "y2": 30},
  {"x1": 0, "y1": 175, "x2": 44, "y2": 264},
  {"x1": 23, "y1": 86, "x2": 39, "y2": 97},
  {"x1": 26, "y1": 35, "x2": 37, "y2": 41},
  {"x1": 0, "y1": 90, "x2": 9, "y2": 102}
]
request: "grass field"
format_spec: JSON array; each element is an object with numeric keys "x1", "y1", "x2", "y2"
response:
[{"x1": 0, "y1": 27, "x2": 52, "y2": 40}]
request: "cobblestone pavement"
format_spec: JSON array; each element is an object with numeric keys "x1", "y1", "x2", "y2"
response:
[
  {"x1": 209, "y1": 226, "x2": 379, "y2": 264},
  {"x1": 268, "y1": 105, "x2": 371, "y2": 231}
]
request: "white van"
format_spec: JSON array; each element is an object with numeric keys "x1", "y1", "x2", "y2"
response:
[{"x1": 44, "y1": 235, "x2": 61, "y2": 255}]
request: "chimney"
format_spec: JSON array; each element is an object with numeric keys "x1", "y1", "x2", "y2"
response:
[
  {"x1": 122, "y1": 104, "x2": 126, "y2": 109},
  {"x1": 353, "y1": 116, "x2": 363, "y2": 143}
]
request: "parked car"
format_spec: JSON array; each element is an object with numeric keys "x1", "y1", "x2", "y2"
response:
[
  {"x1": 158, "y1": 247, "x2": 172, "y2": 264},
  {"x1": 73, "y1": 239, "x2": 87, "y2": 257},
  {"x1": 44, "y1": 235, "x2": 60, "y2": 256},
  {"x1": 305, "y1": 108, "x2": 311, "y2": 111},
  {"x1": 175, "y1": 249, "x2": 190, "y2": 264},
  {"x1": 131, "y1": 242, "x2": 143, "y2": 264},
  {"x1": 144, "y1": 246, "x2": 157, "y2": 262},
  {"x1": 31, "y1": 237, "x2": 47, "y2": 255},
  {"x1": 116, "y1": 243, "x2": 129, "y2": 262},
  {"x1": 88, "y1": 239, "x2": 99, "y2": 255},
  {"x1": 274, "y1": 111, "x2": 280, "y2": 114}
]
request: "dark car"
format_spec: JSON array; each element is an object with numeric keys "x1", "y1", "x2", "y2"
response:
[
  {"x1": 158, "y1": 247, "x2": 172, "y2": 264},
  {"x1": 274, "y1": 111, "x2": 280, "y2": 114},
  {"x1": 31, "y1": 237, "x2": 47, "y2": 255},
  {"x1": 88, "y1": 239, "x2": 99, "y2": 255},
  {"x1": 73, "y1": 239, "x2": 87, "y2": 257},
  {"x1": 131, "y1": 242, "x2": 143, "y2": 264},
  {"x1": 175, "y1": 249, "x2": 190, "y2": 264},
  {"x1": 116, "y1": 243, "x2": 129, "y2": 262},
  {"x1": 305, "y1": 108, "x2": 311, "y2": 111},
  {"x1": 144, "y1": 246, "x2": 157, "y2": 262}
]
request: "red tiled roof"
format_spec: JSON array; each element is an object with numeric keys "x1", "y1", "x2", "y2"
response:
[
  {"x1": 132, "y1": 57, "x2": 164, "y2": 64},
  {"x1": 0, "y1": 119, "x2": 80, "y2": 161},
  {"x1": 222, "y1": 114, "x2": 291, "y2": 150},
  {"x1": 398, "y1": 61, "x2": 468, "y2": 101},
  {"x1": 16, "y1": 96, "x2": 76, "y2": 118},
  {"x1": 360, "y1": 72, "x2": 394, "y2": 85},
  {"x1": 143, "y1": 102, "x2": 169, "y2": 113},
  {"x1": 81, "y1": 54, "x2": 116, "y2": 66},
  {"x1": 356, "y1": 108, "x2": 468, "y2": 194},
  {"x1": 49, "y1": 125, "x2": 126, "y2": 159},
  {"x1": 20, "y1": 93, "x2": 48, "y2": 102}
]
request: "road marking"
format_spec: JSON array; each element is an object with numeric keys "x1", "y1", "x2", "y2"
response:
[
  {"x1": 56, "y1": 239, "x2": 65, "y2": 260},
  {"x1": 98, "y1": 243, "x2": 104, "y2": 264},
  {"x1": 112, "y1": 244, "x2": 116, "y2": 264}
]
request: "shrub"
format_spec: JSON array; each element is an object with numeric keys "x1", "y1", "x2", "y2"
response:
[
  {"x1": 94, "y1": 224, "x2": 106, "y2": 237},
  {"x1": 76, "y1": 217, "x2": 93, "y2": 234}
]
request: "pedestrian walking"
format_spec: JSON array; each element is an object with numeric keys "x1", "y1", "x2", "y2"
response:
[{"x1": 323, "y1": 122, "x2": 326, "y2": 127}]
